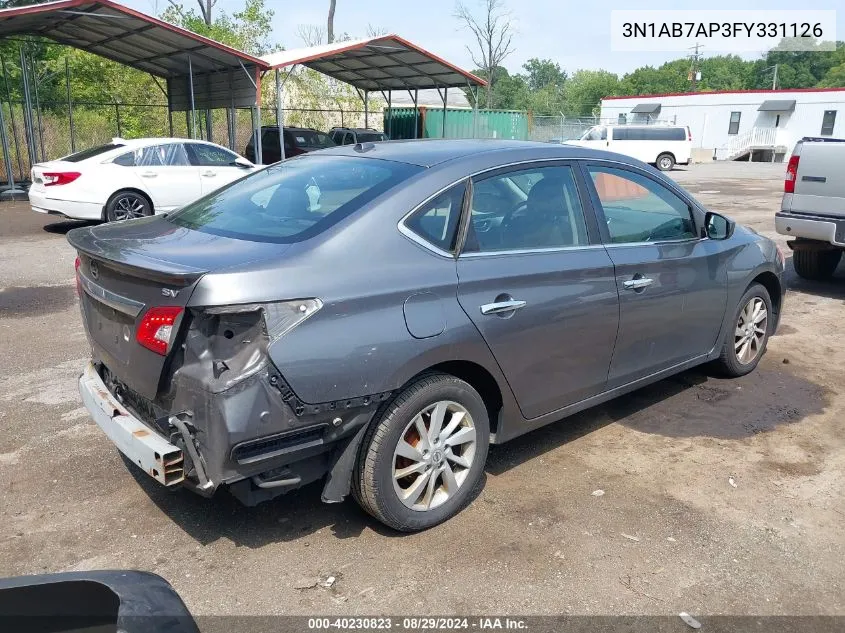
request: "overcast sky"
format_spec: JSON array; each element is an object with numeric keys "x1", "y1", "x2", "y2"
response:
[{"x1": 125, "y1": 0, "x2": 844, "y2": 76}]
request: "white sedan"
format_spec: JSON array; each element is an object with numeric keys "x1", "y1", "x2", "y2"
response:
[{"x1": 29, "y1": 137, "x2": 256, "y2": 222}]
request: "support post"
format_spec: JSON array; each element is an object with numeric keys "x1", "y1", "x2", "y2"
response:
[
  {"x1": 168, "y1": 109, "x2": 174, "y2": 137},
  {"x1": 115, "y1": 103, "x2": 122, "y2": 137},
  {"x1": 65, "y1": 57, "x2": 75, "y2": 153},
  {"x1": 276, "y1": 68, "x2": 284, "y2": 161},
  {"x1": 19, "y1": 46, "x2": 36, "y2": 170},
  {"x1": 187, "y1": 54, "x2": 196, "y2": 139},
  {"x1": 364, "y1": 90, "x2": 368, "y2": 128},
  {"x1": 254, "y1": 67, "x2": 262, "y2": 165},
  {"x1": 205, "y1": 110, "x2": 212, "y2": 141},
  {"x1": 413, "y1": 89, "x2": 419, "y2": 139},
  {"x1": 2, "y1": 55, "x2": 24, "y2": 179},
  {"x1": 472, "y1": 86, "x2": 478, "y2": 138},
  {"x1": 442, "y1": 87, "x2": 448, "y2": 138},
  {"x1": 0, "y1": 102, "x2": 15, "y2": 189},
  {"x1": 387, "y1": 91, "x2": 392, "y2": 138},
  {"x1": 32, "y1": 58, "x2": 44, "y2": 162}
]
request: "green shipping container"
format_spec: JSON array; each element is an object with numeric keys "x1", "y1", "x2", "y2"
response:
[{"x1": 384, "y1": 107, "x2": 528, "y2": 141}]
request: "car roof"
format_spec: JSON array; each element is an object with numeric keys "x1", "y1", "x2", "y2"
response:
[
  {"x1": 113, "y1": 137, "x2": 224, "y2": 148},
  {"x1": 316, "y1": 138, "x2": 628, "y2": 167}
]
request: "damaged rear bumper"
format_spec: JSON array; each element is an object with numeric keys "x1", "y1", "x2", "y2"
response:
[{"x1": 79, "y1": 362, "x2": 187, "y2": 487}]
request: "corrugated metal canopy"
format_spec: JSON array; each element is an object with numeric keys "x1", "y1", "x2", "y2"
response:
[
  {"x1": 631, "y1": 103, "x2": 661, "y2": 113},
  {"x1": 0, "y1": 0, "x2": 268, "y2": 110},
  {"x1": 262, "y1": 35, "x2": 487, "y2": 91},
  {"x1": 758, "y1": 100, "x2": 796, "y2": 112}
]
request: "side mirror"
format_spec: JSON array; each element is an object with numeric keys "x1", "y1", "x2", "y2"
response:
[
  {"x1": 704, "y1": 211, "x2": 735, "y2": 240},
  {"x1": 233, "y1": 157, "x2": 253, "y2": 169}
]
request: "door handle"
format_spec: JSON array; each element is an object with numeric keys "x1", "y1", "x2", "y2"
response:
[
  {"x1": 140, "y1": 171, "x2": 157, "y2": 178},
  {"x1": 623, "y1": 277, "x2": 654, "y2": 291},
  {"x1": 201, "y1": 170, "x2": 216, "y2": 177},
  {"x1": 480, "y1": 299, "x2": 527, "y2": 315}
]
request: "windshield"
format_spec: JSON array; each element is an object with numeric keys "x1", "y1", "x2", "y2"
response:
[
  {"x1": 356, "y1": 132, "x2": 388, "y2": 142},
  {"x1": 167, "y1": 155, "x2": 421, "y2": 243},
  {"x1": 289, "y1": 130, "x2": 336, "y2": 149},
  {"x1": 59, "y1": 143, "x2": 124, "y2": 162}
]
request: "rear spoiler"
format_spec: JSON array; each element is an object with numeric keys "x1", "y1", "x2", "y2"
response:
[{"x1": 67, "y1": 226, "x2": 206, "y2": 286}]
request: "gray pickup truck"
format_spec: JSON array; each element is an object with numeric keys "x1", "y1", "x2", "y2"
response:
[{"x1": 776, "y1": 137, "x2": 845, "y2": 280}]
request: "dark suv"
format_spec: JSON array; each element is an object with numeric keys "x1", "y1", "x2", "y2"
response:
[
  {"x1": 329, "y1": 127, "x2": 389, "y2": 145},
  {"x1": 244, "y1": 126, "x2": 335, "y2": 164}
]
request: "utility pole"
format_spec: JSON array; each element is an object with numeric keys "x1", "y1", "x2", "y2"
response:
[
  {"x1": 688, "y1": 43, "x2": 703, "y2": 92},
  {"x1": 772, "y1": 64, "x2": 778, "y2": 90}
]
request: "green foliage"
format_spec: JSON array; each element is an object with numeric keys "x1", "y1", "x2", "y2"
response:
[
  {"x1": 161, "y1": 0, "x2": 277, "y2": 55},
  {"x1": 562, "y1": 70, "x2": 620, "y2": 116}
]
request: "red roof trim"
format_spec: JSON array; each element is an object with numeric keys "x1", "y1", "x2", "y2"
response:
[
  {"x1": 0, "y1": 0, "x2": 269, "y2": 68},
  {"x1": 267, "y1": 34, "x2": 487, "y2": 87},
  {"x1": 603, "y1": 87, "x2": 845, "y2": 100}
]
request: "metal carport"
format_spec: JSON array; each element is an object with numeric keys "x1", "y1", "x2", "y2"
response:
[
  {"x1": 261, "y1": 35, "x2": 487, "y2": 160},
  {"x1": 0, "y1": 0, "x2": 270, "y2": 189}
]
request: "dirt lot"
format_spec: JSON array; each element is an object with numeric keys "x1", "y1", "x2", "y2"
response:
[{"x1": 1, "y1": 161, "x2": 843, "y2": 618}]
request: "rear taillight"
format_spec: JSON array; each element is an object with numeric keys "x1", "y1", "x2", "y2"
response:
[
  {"x1": 136, "y1": 306, "x2": 183, "y2": 356},
  {"x1": 784, "y1": 155, "x2": 800, "y2": 193},
  {"x1": 43, "y1": 171, "x2": 81, "y2": 186},
  {"x1": 74, "y1": 256, "x2": 81, "y2": 296}
]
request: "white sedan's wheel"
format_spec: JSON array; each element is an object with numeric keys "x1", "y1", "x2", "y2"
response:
[{"x1": 105, "y1": 191, "x2": 151, "y2": 222}]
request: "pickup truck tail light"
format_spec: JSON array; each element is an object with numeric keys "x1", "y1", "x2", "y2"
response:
[{"x1": 784, "y1": 155, "x2": 800, "y2": 193}]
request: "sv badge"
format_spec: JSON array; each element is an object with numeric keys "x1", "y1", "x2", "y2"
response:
[{"x1": 161, "y1": 288, "x2": 179, "y2": 298}]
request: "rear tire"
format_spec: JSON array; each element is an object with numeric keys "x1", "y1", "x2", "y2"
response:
[
  {"x1": 792, "y1": 248, "x2": 841, "y2": 280},
  {"x1": 656, "y1": 153, "x2": 675, "y2": 171},
  {"x1": 353, "y1": 373, "x2": 489, "y2": 532},
  {"x1": 105, "y1": 190, "x2": 152, "y2": 222},
  {"x1": 714, "y1": 282, "x2": 772, "y2": 378}
]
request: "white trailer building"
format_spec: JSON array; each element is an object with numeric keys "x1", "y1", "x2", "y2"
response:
[{"x1": 600, "y1": 88, "x2": 845, "y2": 162}]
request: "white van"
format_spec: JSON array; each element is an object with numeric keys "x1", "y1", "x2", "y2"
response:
[{"x1": 569, "y1": 125, "x2": 692, "y2": 171}]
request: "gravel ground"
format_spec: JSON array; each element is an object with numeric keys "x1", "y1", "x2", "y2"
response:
[{"x1": 0, "y1": 161, "x2": 843, "y2": 619}]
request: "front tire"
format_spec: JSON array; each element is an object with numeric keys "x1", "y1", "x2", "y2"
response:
[
  {"x1": 792, "y1": 248, "x2": 841, "y2": 280},
  {"x1": 714, "y1": 283, "x2": 772, "y2": 377},
  {"x1": 105, "y1": 190, "x2": 152, "y2": 222},
  {"x1": 656, "y1": 153, "x2": 675, "y2": 171},
  {"x1": 353, "y1": 373, "x2": 490, "y2": 532}
]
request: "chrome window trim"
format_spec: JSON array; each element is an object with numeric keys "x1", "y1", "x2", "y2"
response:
[
  {"x1": 397, "y1": 156, "x2": 701, "y2": 258},
  {"x1": 78, "y1": 272, "x2": 145, "y2": 318},
  {"x1": 460, "y1": 244, "x2": 606, "y2": 258}
]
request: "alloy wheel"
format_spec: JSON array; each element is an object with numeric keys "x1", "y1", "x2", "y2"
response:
[
  {"x1": 734, "y1": 297, "x2": 768, "y2": 365},
  {"x1": 392, "y1": 400, "x2": 477, "y2": 512},
  {"x1": 112, "y1": 195, "x2": 147, "y2": 220}
]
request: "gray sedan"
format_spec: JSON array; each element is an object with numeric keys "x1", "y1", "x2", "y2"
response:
[{"x1": 69, "y1": 140, "x2": 785, "y2": 531}]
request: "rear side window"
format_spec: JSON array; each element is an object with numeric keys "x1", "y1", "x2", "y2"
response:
[
  {"x1": 186, "y1": 143, "x2": 238, "y2": 166},
  {"x1": 357, "y1": 132, "x2": 388, "y2": 142},
  {"x1": 289, "y1": 130, "x2": 335, "y2": 149},
  {"x1": 620, "y1": 127, "x2": 686, "y2": 141},
  {"x1": 61, "y1": 143, "x2": 123, "y2": 162},
  {"x1": 404, "y1": 182, "x2": 466, "y2": 253},
  {"x1": 168, "y1": 155, "x2": 422, "y2": 243}
]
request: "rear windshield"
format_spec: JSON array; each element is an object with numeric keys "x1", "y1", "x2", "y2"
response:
[
  {"x1": 167, "y1": 155, "x2": 422, "y2": 243},
  {"x1": 288, "y1": 130, "x2": 335, "y2": 149},
  {"x1": 60, "y1": 143, "x2": 123, "y2": 162},
  {"x1": 356, "y1": 132, "x2": 388, "y2": 142}
]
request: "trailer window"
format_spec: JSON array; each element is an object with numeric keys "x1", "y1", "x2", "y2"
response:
[
  {"x1": 821, "y1": 111, "x2": 837, "y2": 136},
  {"x1": 728, "y1": 112, "x2": 741, "y2": 135}
]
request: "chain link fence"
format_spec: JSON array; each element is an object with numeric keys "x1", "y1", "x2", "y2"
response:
[{"x1": 0, "y1": 100, "x2": 387, "y2": 184}]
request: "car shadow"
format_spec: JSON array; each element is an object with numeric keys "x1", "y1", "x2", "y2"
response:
[
  {"x1": 127, "y1": 364, "x2": 824, "y2": 546},
  {"x1": 43, "y1": 219, "x2": 98, "y2": 235}
]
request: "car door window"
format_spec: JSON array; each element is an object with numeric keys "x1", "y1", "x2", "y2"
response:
[
  {"x1": 343, "y1": 132, "x2": 354, "y2": 145},
  {"x1": 587, "y1": 166, "x2": 696, "y2": 244},
  {"x1": 186, "y1": 143, "x2": 238, "y2": 167},
  {"x1": 404, "y1": 182, "x2": 466, "y2": 254},
  {"x1": 132, "y1": 143, "x2": 190, "y2": 167},
  {"x1": 465, "y1": 165, "x2": 588, "y2": 253}
]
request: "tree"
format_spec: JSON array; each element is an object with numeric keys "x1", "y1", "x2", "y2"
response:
[
  {"x1": 454, "y1": 0, "x2": 515, "y2": 109},
  {"x1": 162, "y1": 0, "x2": 276, "y2": 55},
  {"x1": 563, "y1": 70, "x2": 620, "y2": 117},
  {"x1": 327, "y1": 0, "x2": 337, "y2": 44},
  {"x1": 522, "y1": 58, "x2": 566, "y2": 92}
]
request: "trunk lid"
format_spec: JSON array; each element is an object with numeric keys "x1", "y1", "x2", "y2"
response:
[{"x1": 68, "y1": 215, "x2": 287, "y2": 400}]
